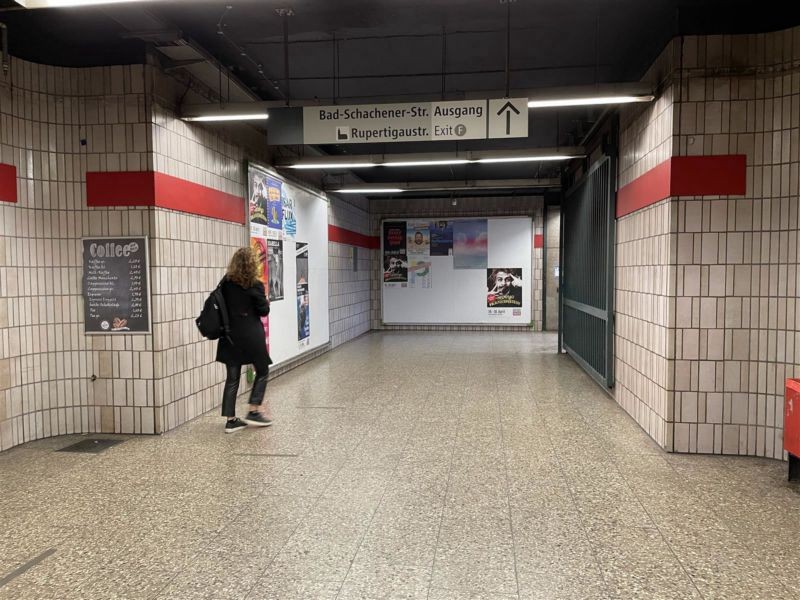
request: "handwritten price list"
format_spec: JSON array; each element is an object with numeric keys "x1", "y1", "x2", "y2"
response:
[{"x1": 82, "y1": 237, "x2": 150, "y2": 334}]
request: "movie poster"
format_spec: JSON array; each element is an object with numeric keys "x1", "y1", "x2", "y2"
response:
[
  {"x1": 282, "y1": 187, "x2": 297, "y2": 239},
  {"x1": 430, "y1": 220, "x2": 453, "y2": 256},
  {"x1": 296, "y1": 242, "x2": 310, "y2": 345},
  {"x1": 267, "y1": 239, "x2": 284, "y2": 301},
  {"x1": 383, "y1": 221, "x2": 408, "y2": 285},
  {"x1": 453, "y1": 219, "x2": 488, "y2": 269},
  {"x1": 250, "y1": 237, "x2": 270, "y2": 352},
  {"x1": 487, "y1": 268, "x2": 523, "y2": 308}
]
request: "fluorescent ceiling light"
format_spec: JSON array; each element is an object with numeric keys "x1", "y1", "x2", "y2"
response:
[
  {"x1": 183, "y1": 114, "x2": 269, "y2": 122},
  {"x1": 383, "y1": 159, "x2": 470, "y2": 167},
  {"x1": 290, "y1": 163, "x2": 377, "y2": 170},
  {"x1": 476, "y1": 155, "x2": 573, "y2": 164},
  {"x1": 528, "y1": 95, "x2": 654, "y2": 108},
  {"x1": 14, "y1": 0, "x2": 150, "y2": 7},
  {"x1": 289, "y1": 156, "x2": 573, "y2": 169},
  {"x1": 336, "y1": 188, "x2": 403, "y2": 194}
]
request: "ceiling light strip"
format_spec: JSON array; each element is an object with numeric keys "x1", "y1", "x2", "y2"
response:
[{"x1": 527, "y1": 95, "x2": 655, "y2": 108}]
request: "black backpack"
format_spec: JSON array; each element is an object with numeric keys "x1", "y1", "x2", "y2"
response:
[{"x1": 196, "y1": 279, "x2": 232, "y2": 341}]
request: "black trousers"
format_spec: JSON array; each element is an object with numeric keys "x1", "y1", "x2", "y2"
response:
[{"x1": 221, "y1": 359, "x2": 269, "y2": 418}]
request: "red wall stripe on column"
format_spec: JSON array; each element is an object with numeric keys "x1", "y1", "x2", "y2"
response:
[
  {"x1": 87, "y1": 171, "x2": 245, "y2": 224},
  {"x1": 328, "y1": 225, "x2": 380, "y2": 249},
  {"x1": 616, "y1": 161, "x2": 672, "y2": 218},
  {"x1": 86, "y1": 171, "x2": 156, "y2": 206},
  {"x1": 616, "y1": 155, "x2": 747, "y2": 219},
  {"x1": 670, "y1": 155, "x2": 747, "y2": 197},
  {"x1": 533, "y1": 234, "x2": 544, "y2": 249},
  {"x1": 0, "y1": 163, "x2": 18, "y2": 204},
  {"x1": 153, "y1": 172, "x2": 244, "y2": 224}
]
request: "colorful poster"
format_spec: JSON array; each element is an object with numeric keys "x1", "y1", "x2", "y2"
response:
[
  {"x1": 409, "y1": 259, "x2": 432, "y2": 289},
  {"x1": 453, "y1": 219, "x2": 488, "y2": 269},
  {"x1": 296, "y1": 242, "x2": 310, "y2": 345},
  {"x1": 282, "y1": 187, "x2": 297, "y2": 239},
  {"x1": 267, "y1": 239, "x2": 284, "y2": 301},
  {"x1": 383, "y1": 221, "x2": 408, "y2": 285},
  {"x1": 250, "y1": 237, "x2": 270, "y2": 352},
  {"x1": 249, "y1": 170, "x2": 269, "y2": 236},
  {"x1": 487, "y1": 268, "x2": 523, "y2": 308},
  {"x1": 407, "y1": 224, "x2": 430, "y2": 257},
  {"x1": 430, "y1": 220, "x2": 453, "y2": 256},
  {"x1": 249, "y1": 166, "x2": 284, "y2": 240},
  {"x1": 266, "y1": 176, "x2": 283, "y2": 231},
  {"x1": 407, "y1": 222, "x2": 431, "y2": 288}
]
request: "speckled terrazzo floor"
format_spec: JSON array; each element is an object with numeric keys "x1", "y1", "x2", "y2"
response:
[{"x1": 1, "y1": 332, "x2": 799, "y2": 600}]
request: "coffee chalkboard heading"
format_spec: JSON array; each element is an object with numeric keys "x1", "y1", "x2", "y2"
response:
[{"x1": 82, "y1": 236, "x2": 151, "y2": 334}]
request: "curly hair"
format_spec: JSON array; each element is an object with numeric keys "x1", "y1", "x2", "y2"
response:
[{"x1": 226, "y1": 247, "x2": 260, "y2": 288}]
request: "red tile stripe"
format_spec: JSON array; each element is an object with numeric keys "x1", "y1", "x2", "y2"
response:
[
  {"x1": 0, "y1": 163, "x2": 17, "y2": 203},
  {"x1": 86, "y1": 171, "x2": 245, "y2": 223},
  {"x1": 329, "y1": 224, "x2": 379, "y2": 249},
  {"x1": 533, "y1": 234, "x2": 544, "y2": 249},
  {"x1": 616, "y1": 155, "x2": 747, "y2": 219}
]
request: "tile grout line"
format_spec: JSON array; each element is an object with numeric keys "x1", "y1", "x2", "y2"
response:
[
  {"x1": 571, "y1": 403, "x2": 709, "y2": 600},
  {"x1": 0, "y1": 549, "x2": 57, "y2": 589},
  {"x1": 331, "y1": 398, "x2": 422, "y2": 600},
  {"x1": 533, "y1": 375, "x2": 615, "y2": 599},
  {"x1": 425, "y1": 356, "x2": 464, "y2": 600},
  {"x1": 494, "y1": 351, "x2": 522, "y2": 600}
]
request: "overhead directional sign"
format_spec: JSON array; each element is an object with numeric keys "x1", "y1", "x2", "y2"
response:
[
  {"x1": 302, "y1": 98, "x2": 529, "y2": 145},
  {"x1": 488, "y1": 98, "x2": 528, "y2": 139}
]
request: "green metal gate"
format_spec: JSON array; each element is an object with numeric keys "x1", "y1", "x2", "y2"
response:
[{"x1": 559, "y1": 156, "x2": 615, "y2": 388}]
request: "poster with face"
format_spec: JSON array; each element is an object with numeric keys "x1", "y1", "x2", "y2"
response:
[
  {"x1": 487, "y1": 268, "x2": 523, "y2": 308},
  {"x1": 429, "y1": 220, "x2": 453, "y2": 256},
  {"x1": 383, "y1": 221, "x2": 408, "y2": 285},
  {"x1": 250, "y1": 237, "x2": 270, "y2": 351},
  {"x1": 453, "y1": 219, "x2": 488, "y2": 269},
  {"x1": 267, "y1": 239, "x2": 284, "y2": 301},
  {"x1": 407, "y1": 224, "x2": 430, "y2": 257},
  {"x1": 296, "y1": 242, "x2": 310, "y2": 345}
]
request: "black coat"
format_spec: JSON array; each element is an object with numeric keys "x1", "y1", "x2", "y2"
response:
[{"x1": 215, "y1": 279, "x2": 272, "y2": 367}]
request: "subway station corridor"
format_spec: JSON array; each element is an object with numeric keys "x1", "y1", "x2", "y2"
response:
[{"x1": 1, "y1": 332, "x2": 798, "y2": 600}]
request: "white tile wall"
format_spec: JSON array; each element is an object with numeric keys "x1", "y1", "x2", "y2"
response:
[
  {"x1": 0, "y1": 58, "x2": 154, "y2": 450},
  {"x1": 615, "y1": 25, "x2": 800, "y2": 458}
]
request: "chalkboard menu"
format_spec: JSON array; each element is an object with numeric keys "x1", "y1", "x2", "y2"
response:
[{"x1": 82, "y1": 237, "x2": 150, "y2": 334}]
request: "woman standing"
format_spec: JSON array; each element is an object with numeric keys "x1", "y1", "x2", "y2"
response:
[{"x1": 217, "y1": 247, "x2": 273, "y2": 433}]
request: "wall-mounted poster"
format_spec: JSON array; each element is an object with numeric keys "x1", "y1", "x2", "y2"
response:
[
  {"x1": 407, "y1": 223, "x2": 430, "y2": 257},
  {"x1": 250, "y1": 237, "x2": 270, "y2": 352},
  {"x1": 383, "y1": 221, "x2": 408, "y2": 285},
  {"x1": 266, "y1": 177, "x2": 283, "y2": 232},
  {"x1": 282, "y1": 186, "x2": 297, "y2": 239},
  {"x1": 296, "y1": 242, "x2": 310, "y2": 345},
  {"x1": 487, "y1": 268, "x2": 523, "y2": 308},
  {"x1": 453, "y1": 219, "x2": 488, "y2": 269},
  {"x1": 267, "y1": 239, "x2": 284, "y2": 301},
  {"x1": 407, "y1": 223, "x2": 431, "y2": 289},
  {"x1": 82, "y1": 237, "x2": 150, "y2": 334},
  {"x1": 430, "y1": 220, "x2": 453, "y2": 256}
]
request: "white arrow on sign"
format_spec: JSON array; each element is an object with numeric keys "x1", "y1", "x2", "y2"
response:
[{"x1": 488, "y1": 98, "x2": 528, "y2": 139}]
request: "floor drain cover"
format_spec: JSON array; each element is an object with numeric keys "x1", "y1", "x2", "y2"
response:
[{"x1": 57, "y1": 438, "x2": 124, "y2": 454}]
